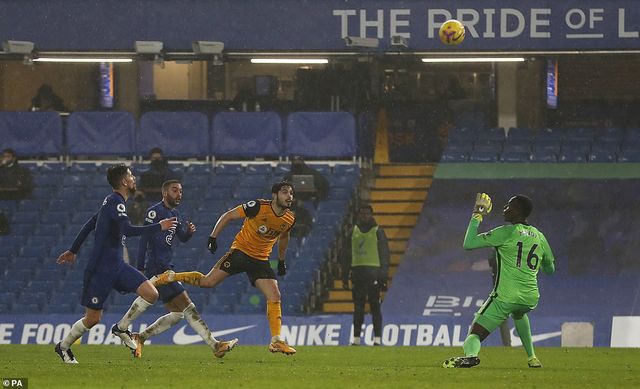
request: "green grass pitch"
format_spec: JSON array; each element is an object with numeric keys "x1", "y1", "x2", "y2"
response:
[{"x1": 1, "y1": 345, "x2": 638, "y2": 388}]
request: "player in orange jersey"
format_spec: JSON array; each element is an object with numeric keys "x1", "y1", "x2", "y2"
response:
[{"x1": 155, "y1": 181, "x2": 297, "y2": 354}]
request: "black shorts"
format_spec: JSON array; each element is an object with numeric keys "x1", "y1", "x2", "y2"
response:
[{"x1": 214, "y1": 249, "x2": 276, "y2": 286}]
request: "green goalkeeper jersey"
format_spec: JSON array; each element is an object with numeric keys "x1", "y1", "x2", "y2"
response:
[{"x1": 463, "y1": 218, "x2": 555, "y2": 307}]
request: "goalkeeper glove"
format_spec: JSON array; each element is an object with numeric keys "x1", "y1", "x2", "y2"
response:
[
  {"x1": 207, "y1": 236, "x2": 217, "y2": 254},
  {"x1": 472, "y1": 192, "x2": 492, "y2": 222},
  {"x1": 277, "y1": 261, "x2": 287, "y2": 276}
]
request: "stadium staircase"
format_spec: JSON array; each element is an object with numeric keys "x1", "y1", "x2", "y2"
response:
[{"x1": 322, "y1": 163, "x2": 435, "y2": 313}]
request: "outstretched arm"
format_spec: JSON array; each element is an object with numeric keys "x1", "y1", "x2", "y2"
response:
[
  {"x1": 210, "y1": 207, "x2": 244, "y2": 238},
  {"x1": 69, "y1": 213, "x2": 98, "y2": 254},
  {"x1": 463, "y1": 218, "x2": 513, "y2": 250}
]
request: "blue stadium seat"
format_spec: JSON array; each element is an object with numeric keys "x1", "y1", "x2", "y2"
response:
[
  {"x1": 559, "y1": 149, "x2": 586, "y2": 162},
  {"x1": 592, "y1": 140, "x2": 620, "y2": 153},
  {"x1": 32, "y1": 174, "x2": 60, "y2": 187},
  {"x1": 211, "y1": 112, "x2": 282, "y2": 158},
  {"x1": 215, "y1": 164, "x2": 243, "y2": 176},
  {"x1": 0, "y1": 292, "x2": 16, "y2": 304},
  {"x1": 186, "y1": 164, "x2": 213, "y2": 175},
  {"x1": 469, "y1": 151, "x2": 498, "y2": 162},
  {"x1": 10, "y1": 304, "x2": 41, "y2": 314},
  {"x1": 233, "y1": 304, "x2": 263, "y2": 314},
  {"x1": 12, "y1": 211, "x2": 40, "y2": 224},
  {"x1": 40, "y1": 163, "x2": 67, "y2": 174},
  {"x1": 245, "y1": 164, "x2": 274, "y2": 176},
  {"x1": 618, "y1": 151, "x2": 640, "y2": 162},
  {"x1": 621, "y1": 140, "x2": 640, "y2": 152},
  {"x1": 502, "y1": 141, "x2": 531, "y2": 153},
  {"x1": 328, "y1": 175, "x2": 357, "y2": 188},
  {"x1": 445, "y1": 140, "x2": 473, "y2": 153},
  {"x1": 532, "y1": 140, "x2": 561, "y2": 153},
  {"x1": 562, "y1": 140, "x2": 591, "y2": 153},
  {"x1": 0, "y1": 112, "x2": 63, "y2": 157},
  {"x1": 234, "y1": 187, "x2": 269, "y2": 201},
  {"x1": 477, "y1": 127, "x2": 506, "y2": 141},
  {"x1": 500, "y1": 151, "x2": 530, "y2": 162},
  {"x1": 473, "y1": 140, "x2": 503, "y2": 153},
  {"x1": 624, "y1": 128, "x2": 640, "y2": 141},
  {"x1": 440, "y1": 149, "x2": 468, "y2": 162},
  {"x1": 68, "y1": 112, "x2": 136, "y2": 157},
  {"x1": 536, "y1": 128, "x2": 565, "y2": 141},
  {"x1": 328, "y1": 187, "x2": 353, "y2": 200},
  {"x1": 595, "y1": 127, "x2": 624, "y2": 141},
  {"x1": 333, "y1": 164, "x2": 360, "y2": 176},
  {"x1": 139, "y1": 112, "x2": 209, "y2": 158},
  {"x1": 565, "y1": 127, "x2": 594, "y2": 141},
  {"x1": 18, "y1": 199, "x2": 48, "y2": 212},
  {"x1": 447, "y1": 127, "x2": 476, "y2": 141},
  {"x1": 11, "y1": 224, "x2": 34, "y2": 235},
  {"x1": 285, "y1": 112, "x2": 356, "y2": 158},
  {"x1": 42, "y1": 303, "x2": 75, "y2": 314},
  {"x1": 588, "y1": 151, "x2": 617, "y2": 162},
  {"x1": 506, "y1": 127, "x2": 534, "y2": 140}
]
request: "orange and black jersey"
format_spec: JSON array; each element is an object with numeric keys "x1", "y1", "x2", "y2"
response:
[{"x1": 230, "y1": 199, "x2": 295, "y2": 260}]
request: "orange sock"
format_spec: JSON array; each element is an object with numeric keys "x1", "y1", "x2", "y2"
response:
[{"x1": 266, "y1": 300, "x2": 282, "y2": 338}]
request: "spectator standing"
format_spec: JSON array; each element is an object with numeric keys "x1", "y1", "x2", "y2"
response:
[
  {"x1": 0, "y1": 148, "x2": 33, "y2": 200},
  {"x1": 342, "y1": 204, "x2": 390, "y2": 346}
]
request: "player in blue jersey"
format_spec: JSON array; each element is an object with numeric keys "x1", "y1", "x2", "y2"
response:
[
  {"x1": 54, "y1": 164, "x2": 178, "y2": 364},
  {"x1": 126, "y1": 179, "x2": 237, "y2": 358}
]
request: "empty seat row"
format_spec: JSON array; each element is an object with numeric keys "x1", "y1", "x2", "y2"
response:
[{"x1": 0, "y1": 111, "x2": 357, "y2": 159}]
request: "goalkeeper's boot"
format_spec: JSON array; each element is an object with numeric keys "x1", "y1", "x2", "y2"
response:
[
  {"x1": 269, "y1": 340, "x2": 297, "y2": 355},
  {"x1": 152, "y1": 270, "x2": 176, "y2": 287},
  {"x1": 131, "y1": 333, "x2": 144, "y2": 358},
  {"x1": 55, "y1": 342, "x2": 79, "y2": 364},
  {"x1": 214, "y1": 338, "x2": 239, "y2": 358},
  {"x1": 528, "y1": 357, "x2": 543, "y2": 368},
  {"x1": 111, "y1": 324, "x2": 138, "y2": 350},
  {"x1": 442, "y1": 356, "x2": 480, "y2": 368}
]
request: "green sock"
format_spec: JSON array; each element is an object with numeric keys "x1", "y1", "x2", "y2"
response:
[
  {"x1": 462, "y1": 334, "x2": 481, "y2": 357},
  {"x1": 514, "y1": 314, "x2": 535, "y2": 358}
]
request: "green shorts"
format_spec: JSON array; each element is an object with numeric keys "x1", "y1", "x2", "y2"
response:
[{"x1": 473, "y1": 295, "x2": 536, "y2": 333}]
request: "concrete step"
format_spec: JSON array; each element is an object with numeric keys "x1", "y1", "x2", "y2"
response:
[
  {"x1": 384, "y1": 227, "x2": 413, "y2": 240},
  {"x1": 371, "y1": 202, "x2": 423, "y2": 214},
  {"x1": 377, "y1": 164, "x2": 436, "y2": 177},
  {"x1": 389, "y1": 240, "x2": 408, "y2": 253},
  {"x1": 323, "y1": 301, "x2": 356, "y2": 313},
  {"x1": 390, "y1": 253, "x2": 402, "y2": 265},
  {"x1": 370, "y1": 190, "x2": 427, "y2": 201},
  {"x1": 374, "y1": 177, "x2": 433, "y2": 189},
  {"x1": 376, "y1": 214, "x2": 418, "y2": 227}
]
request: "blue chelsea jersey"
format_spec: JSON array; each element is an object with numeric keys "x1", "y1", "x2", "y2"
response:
[
  {"x1": 136, "y1": 201, "x2": 192, "y2": 275},
  {"x1": 70, "y1": 192, "x2": 162, "y2": 273}
]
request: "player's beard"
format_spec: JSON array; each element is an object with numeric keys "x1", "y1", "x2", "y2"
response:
[
  {"x1": 278, "y1": 197, "x2": 291, "y2": 209},
  {"x1": 167, "y1": 196, "x2": 181, "y2": 208}
]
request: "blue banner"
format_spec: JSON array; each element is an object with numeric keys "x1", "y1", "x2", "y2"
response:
[
  {"x1": 0, "y1": 312, "x2": 622, "y2": 347},
  {"x1": 1, "y1": 1, "x2": 639, "y2": 51}
]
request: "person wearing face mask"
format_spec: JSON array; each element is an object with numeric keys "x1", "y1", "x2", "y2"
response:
[
  {"x1": 138, "y1": 148, "x2": 181, "y2": 203},
  {"x1": 282, "y1": 156, "x2": 329, "y2": 205},
  {"x1": 0, "y1": 148, "x2": 32, "y2": 200}
]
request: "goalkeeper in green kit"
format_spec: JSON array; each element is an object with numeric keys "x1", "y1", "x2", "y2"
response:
[{"x1": 443, "y1": 193, "x2": 555, "y2": 369}]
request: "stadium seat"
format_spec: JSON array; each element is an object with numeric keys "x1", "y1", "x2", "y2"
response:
[
  {"x1": 10, "y1": 303, "x2": 41, "y2": 314},
  {"x1": 245, "y1": 164, "x2": 274, "y2": 176},
  {"x1": 624, "y1": 128, "x2": 640, "y2": 141},
  {"x1": 440, "y1": 149, "x2": 468, "y2": 162},
  {"x1": 565, "y1": 127, "x2": 594, "y2": 141},
  {"x1": 285, "y1": 112, "x2": 357, "y2": 158},
  {"x1": 595, "y1": 127, "x2": 624, "y2": 141},
  {"x1": 0, "y1": 112, "x2": 63, "y2": 157},
  {"x1": 477, "y1": 127, "x2": 506, "y2": 141},
  {"x1": 215, "y1": 164, "x2": 244, "y2": 176},
  {"x1": 211, "y1": 112, "x2": 283, "y2": 158},
  {"x1": 68, "y1": 111, "x2": 136, "y2": 157},
  {"x1": 536, "y1": 128, "x2": 565, "y2": 141},
  {"x1": 559, "y1": 149, "x2": 586, "y2": 162},
  {"x1": 186, "y1": 164, "x2": 213, "y2": 175},
  {"x1": 589, "y1": 151, "x2": 617, "y2": 162},
  {"x1": 469, "y1": 151, "x2": 498, "y2": 162},
  {"x1": 618, "y1": 151, "x2": 640, "y2": 162},
  {"x1": 447, "y1": 127, "x2": 476, "y2": 141},
  {"x1": 139, "y1": 112, "x2": 209, "y2": 158},
  {"x1": 334, "y1": 164, "x2": 361, "y2": 177},
  {"x1": 500, "y1": 151, "x2": 530, "y2": 162},
  {"x1": 592, "y1": 140, "x2": 620, "y2": 153},
  {"x1": 506, "y1": 127, "x2": 534, "y2": 140}
]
